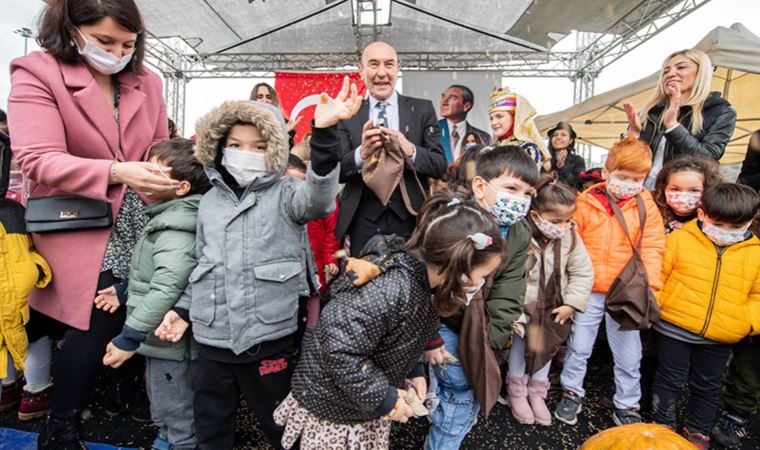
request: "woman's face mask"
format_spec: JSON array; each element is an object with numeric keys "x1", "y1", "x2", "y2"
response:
[
  {"x1": 221, "y1": 147, "x2": 269, "y2": 187},
  {"x1": 75, "y1": 28, "x2": 133, "y2": 75},
  {"x1": 482, "y1": 181, "x2": 531, "y2": 227}
]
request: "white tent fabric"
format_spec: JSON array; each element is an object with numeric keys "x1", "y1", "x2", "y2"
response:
[{"x1": 535, "y1": 23, "x2": 760, "y2": 164}]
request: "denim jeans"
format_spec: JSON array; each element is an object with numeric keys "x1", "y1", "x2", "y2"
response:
[
  {"x1": 652, "y1": 330, "x2": 731, "y2": 434},
  {"x1": 426, "y1": 325, "x2": 479, "y2": 450}
]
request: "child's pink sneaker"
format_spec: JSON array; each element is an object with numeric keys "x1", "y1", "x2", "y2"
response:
[{"x1": 507, "y1": 374, "x2": 534, "y2": 424}]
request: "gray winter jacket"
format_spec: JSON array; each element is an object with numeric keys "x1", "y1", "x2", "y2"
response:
[{"x1": 185, "y1": 100, "x2": 339, "y2": 355}]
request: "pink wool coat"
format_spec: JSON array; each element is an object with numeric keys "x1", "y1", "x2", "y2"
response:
[{"x1": 7, "y1": 51, "x2": 168, "y2": 330}]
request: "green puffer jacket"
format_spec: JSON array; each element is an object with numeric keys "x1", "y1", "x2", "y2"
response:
[
  {"x1": 126, "y1": 195, "x2": 200, "y2": 361},
  {"x1": 486, "y1": 219, "x2": 531, "y2": 351}
]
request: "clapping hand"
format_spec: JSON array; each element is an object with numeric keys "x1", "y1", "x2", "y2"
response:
[
  {"x1": 313, "y1": 76, "x2": 362, "y2": 129},
  {"x1": 623, "y1": 102, "x2": 642, "y2": 137},
  {"x1": 662, "y1": 80, "x2": 682, "y2": 129}
]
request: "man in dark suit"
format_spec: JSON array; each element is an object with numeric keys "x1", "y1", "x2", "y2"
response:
[
  {"x1": 439, "y1": 84, "x2": 491, "y2": 163},
  {"x1": 336, "y1": 41, "x2": 447, "y2": 256}
]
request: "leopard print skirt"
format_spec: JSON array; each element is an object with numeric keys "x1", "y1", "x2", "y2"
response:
[{"x1": 274, "y1": 392, "x2": 391, "y2": 450}]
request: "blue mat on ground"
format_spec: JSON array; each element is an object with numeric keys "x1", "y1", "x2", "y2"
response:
[{"x1": 0, "y1": 427, "x2": 136, "y2": 449}]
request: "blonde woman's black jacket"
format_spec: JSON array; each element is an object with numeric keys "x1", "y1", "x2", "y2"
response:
[{"x1": 639, "y1": 91, "x2": 736, "y2": 163}]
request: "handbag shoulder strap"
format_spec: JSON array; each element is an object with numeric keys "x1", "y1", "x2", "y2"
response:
[{"x1": 604, "y1": 192, "x2": 647, "y2": 254}]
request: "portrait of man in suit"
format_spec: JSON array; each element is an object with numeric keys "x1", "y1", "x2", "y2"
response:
[
  {"x1": 439, "y1": 84, "x2": 492, "y2": 163},
  {"x1": 335, "y1": 41, "x2": 446, "y2": 256}
]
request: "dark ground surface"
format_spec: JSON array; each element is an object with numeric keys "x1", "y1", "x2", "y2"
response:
[{"x1": 2, "y1": 357, "x2": 759, "y2": 450}]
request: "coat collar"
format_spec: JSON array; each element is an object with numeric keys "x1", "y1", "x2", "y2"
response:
[{"x1": 61, "y1": 61, "x2": 146, "y2": 160}]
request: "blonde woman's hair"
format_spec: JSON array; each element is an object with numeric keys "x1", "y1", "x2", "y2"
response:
[{"x1": 640, "y1": 49, "x2": 713, "y2": 135}]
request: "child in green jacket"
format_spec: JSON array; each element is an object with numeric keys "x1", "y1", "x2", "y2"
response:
[{"x1": 99, "y1": 138, "x2": 211, "y2": 450}]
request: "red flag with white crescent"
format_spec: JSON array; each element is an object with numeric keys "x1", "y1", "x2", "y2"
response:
[{"x1": 275, "y1": 71, "x2": 366, "y2": 143}]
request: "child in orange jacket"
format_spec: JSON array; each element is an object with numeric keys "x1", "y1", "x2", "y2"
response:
[
  {"x1": 652, "y1": 183, "x2": 760, "y2": 448},
  {"x1": 554, "y1": 137, "x2": 665, "y2": 427}
]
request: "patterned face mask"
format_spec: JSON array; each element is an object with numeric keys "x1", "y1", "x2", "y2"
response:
[
  {"x1": 534, "y1": 213, "x2": 571, "y2": 240},
  {"x1": 606, "y1": 176, "x2": 644, "y2": 200},
  {"x1": 701, "y1": 220, "x2": 749, "y2": 247},
  {"x1": 483, "y1": 181, "x2": 531, "y2": 227},
  {"x1": 665, "y1": 191, "x2": 701, "y2": 214}
]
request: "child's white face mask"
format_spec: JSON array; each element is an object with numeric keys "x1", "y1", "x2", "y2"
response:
[
  {"x1": 461, "y1": 279, "x2": 486, "y2": 306},
  {"x1": 221, "y1": 148, "x2": 268, "y2": 187}
]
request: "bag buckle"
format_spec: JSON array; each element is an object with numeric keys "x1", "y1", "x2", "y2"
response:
[{"x1": 60, "y1": 210, "x2": 78, "y2": 219}]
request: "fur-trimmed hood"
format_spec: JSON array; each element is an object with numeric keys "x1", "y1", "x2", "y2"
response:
[{"x1": 194, "y1": 100, "x2": 289, "y2": 189}]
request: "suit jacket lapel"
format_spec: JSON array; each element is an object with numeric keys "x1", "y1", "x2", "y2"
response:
[{"x1": 398, "y1": 94, "x2": 412, "y2": 136}]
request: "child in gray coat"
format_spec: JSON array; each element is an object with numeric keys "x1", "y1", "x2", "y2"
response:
[{"x1": 157, "y1": 77, "x2": 362, "y2": 450}]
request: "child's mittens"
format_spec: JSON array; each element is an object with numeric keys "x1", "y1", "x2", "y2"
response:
[
  {"x1": 346, "y1": 258, "x2": 382, "y2": 287},
  {"x1": 404, "y1": 388, "x2": 429, "y2": 417}
]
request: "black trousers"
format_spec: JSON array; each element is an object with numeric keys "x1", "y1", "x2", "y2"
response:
[
  {"x1": 50, "y1": 271, "x2": 131, "y2": 414},
  {"x1": 652, "y1": 330, "x2": 731, "y2": 434},
  {"x1": 192, "y1": 344, "x2": 298, "y2": 450},
  {"x1": 347, "y1": 208, "x2": 414, "y2": 257}
]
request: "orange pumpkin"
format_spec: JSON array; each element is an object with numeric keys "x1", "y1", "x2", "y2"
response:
[{"x1": 580, "y1": 423, "x2": 696, "y2": 449}]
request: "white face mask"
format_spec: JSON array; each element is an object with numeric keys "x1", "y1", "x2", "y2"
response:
[
  {"x1": 665, "y1": 191, "x2": 701, "y2": 214},
  {"x1": 221, "y1": 147, "x2": 269, "y2": 187},
  {"x1": 606, "y1": 176, "x2": 644, "y2": 200},
  {"x1": 462, "y1": 279, "x2": 486, "y2": 306},
  {"x1": 534, "y1": 213, "x2": 571, "y2": 240},
  {"x1": 701, "y1": 220, "x2": 750, "y2": 247},
  {"x1": 75, "y1": 28, "x2": 133, "y2": 75}
]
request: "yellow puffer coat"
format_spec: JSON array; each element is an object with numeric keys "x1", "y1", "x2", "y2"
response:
[
  {"x1": 657, "y1": 219, "x2": 760, "y2": 343},
  {"x1": 0, "y1": 201, "x2": 51, "y2": 379}
]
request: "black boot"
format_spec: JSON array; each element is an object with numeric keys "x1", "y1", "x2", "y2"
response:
[{"x1": 37, "y1": 410, "x2": 87, "y2": 450}]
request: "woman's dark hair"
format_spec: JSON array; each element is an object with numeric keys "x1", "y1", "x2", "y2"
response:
[
  {"x1": 531, "y1": 172, "x2": 577, "y2": 215},
  {"x1": 405, "y1": 191, "x2": 505, "y2": 317},
  {"x1": 654, "y1": 155, "x2": 722, "y2": 224},
  {"x1": 476, "y1": 145, "x2": 540, "y2": 186},
  {"x1": 547, "y1": 122, "x2": 576, "y2": 155},
  {"x1": 250, "y1": 82, "x2": 281, "y2": 107},
  {"x1": 701, "y1": 183, "x2": 760, "y2": 225},
  {"x1": 37, "y1": 0, "x2": 146, "y2": 74},
  {"x1": 168, "y1": 119, "x2": 178, "y2": 139},
  {"x1": 149, "y1": 138, "x2": 211, "y2": 196}
]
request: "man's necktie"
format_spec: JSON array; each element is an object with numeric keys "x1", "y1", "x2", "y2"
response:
[{"x1": 376, "y1": 101, "x2": 388, "y2": 128}]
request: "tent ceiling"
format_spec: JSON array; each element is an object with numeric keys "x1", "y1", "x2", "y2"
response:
[
  {"x1": 535, "y1": 24, "x2": 760, "y2": 165},
  {"x1": 136, "y1": 0, "x2": 694, "y2": 68}
]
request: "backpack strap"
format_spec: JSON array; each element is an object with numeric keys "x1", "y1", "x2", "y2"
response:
[{"x1": 604, "y1": 192, "x2": 647, "y2": 256}]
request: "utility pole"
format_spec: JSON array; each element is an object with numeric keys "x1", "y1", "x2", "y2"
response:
[{"x1": 14, "y1": 28, "x2": 33, "y2": 55}]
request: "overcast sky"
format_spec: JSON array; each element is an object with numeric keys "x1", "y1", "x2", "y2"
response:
[{"x1": 2, "y1": 0, "x2": 759, "y2": 147}]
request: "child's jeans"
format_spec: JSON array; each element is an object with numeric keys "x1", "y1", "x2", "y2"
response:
[
  {"x1": 560, "y1": 293, "x2": 642, "y2": 409},
  {"x1": 0, "y1": 336, "x2": 53, "y2": 396},
  {"x1": 145, "y1": 357, "x2": 196, "y2": 450},
  {"x1": 508, "y1": 334, "x2": 551, "y2": 380},
  {"x1": 426, "y1": 325, "x2": 479, "y2": 450},
  {"x1": 652, "y1": 330, "x2": 732, "y2": 434}
]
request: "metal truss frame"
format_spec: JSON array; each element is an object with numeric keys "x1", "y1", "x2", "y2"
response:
[{"x1": 144, "y1": 0, "x2": 713, "y2": 125}]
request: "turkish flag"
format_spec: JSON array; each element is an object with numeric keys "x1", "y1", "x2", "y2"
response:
[{"x1": 275, "y1": 71, "x2": 366, "y2": 143}]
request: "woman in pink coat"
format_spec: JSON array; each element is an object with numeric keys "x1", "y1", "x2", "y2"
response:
[{"x1": 7, "y1": 0, "x2": 177, "y2": 447}]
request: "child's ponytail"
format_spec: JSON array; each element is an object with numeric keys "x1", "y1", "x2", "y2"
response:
[{"x1": 406, "y1": 191, "x2": 505, "y2": 316}]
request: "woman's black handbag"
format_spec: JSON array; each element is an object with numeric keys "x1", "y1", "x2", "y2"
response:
[{"x1": 25, "y1": 195, "x2": 112, "y2": 233}]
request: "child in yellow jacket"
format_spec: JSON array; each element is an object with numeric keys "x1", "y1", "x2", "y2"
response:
[
  {"x1": 652, "y1": 183, "x2": 760, "y2": 448},
  {"x1": 0, "y1": 132, "x2": 51, "y2": 408}
]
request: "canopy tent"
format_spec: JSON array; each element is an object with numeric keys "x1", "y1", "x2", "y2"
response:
[{"x1": 535, "y1": 23, "x2": 760, "y2": 165}]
